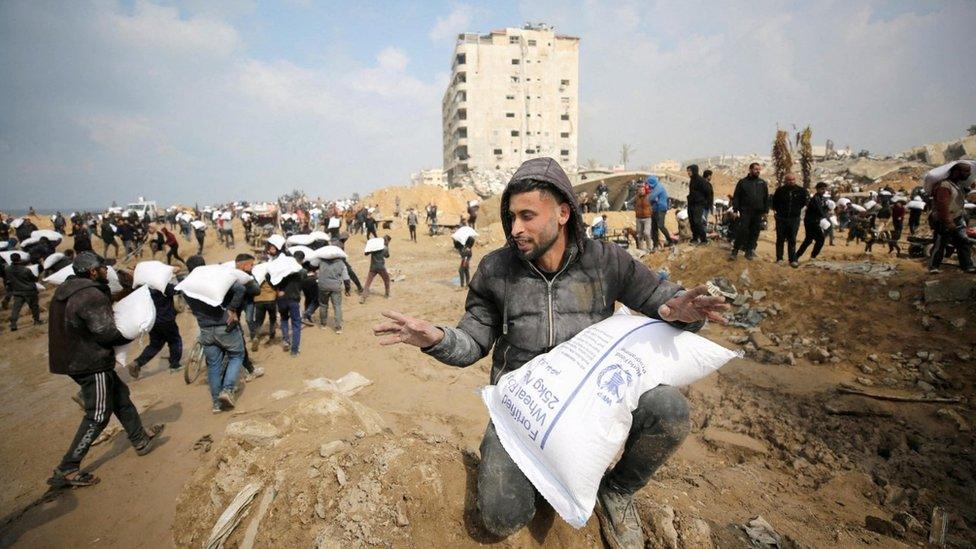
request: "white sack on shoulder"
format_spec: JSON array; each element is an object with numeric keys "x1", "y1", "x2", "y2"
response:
[
  {"x1": 31, "y1": 229, "x2": 62, "y2": 242},
  {"x1": 43, "y1": 253, "x2": 65, "y2": 270},
  {"x1": 133, "y1": 261, "x2": 175, "y2": 292},
  {"x1": 266, "y1": 234, "x2": 286, "y2": 250},
  {"x1": 481, "y1": 310, "x2": 737, "y2": 528},
  {"x1": 327, "y1": 217, "x2": 341, "y2": 229},
  {"x1": 819, "y1": 218, "x2": 831, "y2": 231},
  {"x1": 0, "y1": 251, "x2": 29, "y2": 265},
  {"x1": 266, "y1": 254, "x2": 302, "y2": 286},
  {"x1": 364, "y1": 237, "x2": 385, "y2": 254},
  {"x1": 45, "y1": 264, "x2": 75, "y2": 284},
  {"x1": 286, "y1": 234, "x2": 316, "y2": 246},
  {"x1": 452, "y1": 226, "x2": 478, "y2": 247},
  {"x1": 175, "y1": 264, "x2": 248, "y2": 307},
  {"x1": 314, "y1": 246, "x2": 348, "y2": 261},
  {"x1": 113, "y1": 285, "x2": 156, "y2": 339}
]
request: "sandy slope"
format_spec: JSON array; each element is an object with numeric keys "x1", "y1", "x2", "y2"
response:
[{"x1": 0, "y1": 216, "x2": 973, "y2": 547}]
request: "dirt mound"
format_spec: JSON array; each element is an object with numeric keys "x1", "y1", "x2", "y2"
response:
[
  {"x1": 172, "y1": 392, "x2": 600, "y2": 548},
  {"x1": 361, "y1": 185, "x2": 478, "y2": 220}
]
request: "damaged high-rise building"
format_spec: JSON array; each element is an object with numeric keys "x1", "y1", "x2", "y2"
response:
[{"x1": 442, "y1": 24, "x2": 580, "y2": 186}]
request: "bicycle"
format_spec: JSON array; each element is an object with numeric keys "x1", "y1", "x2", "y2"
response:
[{"x1": 184, "y1": 341, "x2": 206, "y2": 384}]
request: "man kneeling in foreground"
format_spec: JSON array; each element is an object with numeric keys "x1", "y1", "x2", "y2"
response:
[{"x1": 374, "y1": 158, "x2": 728, "y2": 547}]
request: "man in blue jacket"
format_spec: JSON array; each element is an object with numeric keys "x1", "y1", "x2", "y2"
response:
[{"x1": 647, "y1": 176, "x2": 675, "y2": 250}]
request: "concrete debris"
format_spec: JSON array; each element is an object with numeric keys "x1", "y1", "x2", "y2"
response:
[
  {"x1": 805, "y1": 260, "x2": 898, "y2": 278},
  {"x1": 303, "y1": 372, "x2": 373, "y2": 397},
  {"x1": 225, "y1": 420, "x2": 280, "y2": 448},
  {"x1": 887, "y1": 291, "x2": 900, "y2": 301},
  {"x1": 743, "y1": 516, "x2": 783, "y2": 547},
  {"x1": 452, "y1": 167, "x2": 516, "y2": 198},
  {"x1": 923, "y1": 278, "x2": 976, "y2": 303},
  {"x1": 320, "y1": 440, "x2": 350, "y2": 458},
  {"x1": 205, "y1": 482, "x2": 263, "y2": 549},
  {"x1": 929, "y1": 506, "x2": 949, "y2": 547},
  {"x1": 241, "y1": 486, "x2": 278, "y2": 549},
  {"x1": 824, "y1": 396, "x2": 892, "y2": 417},
  {"x1": 901, "y1": 135, "x2": 976, "y2": 164},
  {"x1": 646, "y1": 504, "x2": 679, "y2": 549},
  {"x1": 270, "y1": 390, "x2": 295, "y2": 401},
  {"x1": 678, "y1": 517, "x2": 713, "y2": 548}
]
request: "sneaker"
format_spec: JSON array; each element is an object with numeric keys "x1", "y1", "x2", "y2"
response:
[
  {"x1": 335, "y1": 328, "x2": 343, "y2": 335},
  {"x1": 301, "y1": 317, "x2": 314, "y2": 327},
  {"x1": 359, "y1": 296, "x2": 366, "y2": 304},
  {"x1": 595, "y1": 481, "x2": 645, "y2": 549},
  {"x1": 790, "y1": 261, "x2": 799, "y2": 268},
  {"x1": 929, "y1": 268, "x2": 941, "y2": 274},
  {"x1": 218, "y1": 390, "x2": 236, "y2": 409},
  {"x1": 244, "y1": 367, "x2": 265, "y2": 382},
  {"x1": 212, "y1": 403, "x2": 223, "y2": 414},
  {"x1": 127, "y1": 362, "x2": 141, "y2": 380},
  {"x1": 9, "y1": 325, "x2": 17, "y2": 332},
  {"x1": 168, "y1": 364, "x2": 183, "y2": 372},
  {"x1": 745, "y1": 251, "x2": 756, "y2": 261},
  {"x1": 282, "y1": 340, "x2": 290, "y2": 352},
  {"x1": 290, "y1": 351, "x2": 299, "y2": 358}
]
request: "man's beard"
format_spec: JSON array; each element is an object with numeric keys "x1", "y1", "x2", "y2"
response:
[{"x1": 513, "y1": 219, "x2": 560, "y2": 262}]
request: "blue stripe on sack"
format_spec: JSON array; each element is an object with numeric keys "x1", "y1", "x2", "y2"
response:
[{"x1": 540, "y1": 319, "x2": 660, "y2": 450}]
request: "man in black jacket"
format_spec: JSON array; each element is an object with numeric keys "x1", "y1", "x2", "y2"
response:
[
  {"x1": 729, "y1": 162, "x2": 770, "y2": 260},
  {"x1": 47, "y1": 252, "x2": 163, "y2": 488},
  {"x1": 372, "y1": 158, "x2": 728, "y2": 548},
  {"x1": 686, "y1": 164, "x2": 713, "y2": 244},
  {"x1": 127, "y1": 278, "x2": 182, "y2": 378},
  {"x1": 796, "y1": 182, "x2": 830, "y2": 262},
  {"x1": 6, "y1": 255, "x2": 43, "y2": 331},
  {"x1": 771, "y1": 173, "x2": 809, "y2": 266}
]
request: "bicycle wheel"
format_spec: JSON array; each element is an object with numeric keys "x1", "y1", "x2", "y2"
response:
[{"x1": 184, "y1": 342, "x2": 206, "y2": 384}]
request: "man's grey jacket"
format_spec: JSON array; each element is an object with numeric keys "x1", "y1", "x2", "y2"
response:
[{"x1": 424, "y1": 157, "x2": 702, "y2": 382}]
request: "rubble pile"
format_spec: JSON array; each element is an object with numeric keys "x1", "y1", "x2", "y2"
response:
[
  {"x1": 900, "y1": 135, "x2": 976, "y2": 165},
  {"x1": 360, "y1": 184, "x2": 478, "y2": 219},
  {"x1": 452, "y1": 167, "x2": 516, "y2": 199}
]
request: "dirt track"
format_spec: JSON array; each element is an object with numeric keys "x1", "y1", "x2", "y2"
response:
[{"x1": 0, "y1": 215, "x2": 973, "y2": 547}]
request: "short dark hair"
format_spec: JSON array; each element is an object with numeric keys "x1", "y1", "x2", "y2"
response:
[
  {"x1": 506, "y1": 178, "x2": 566, "y2": 205},
  {"x1": 815, "y1": 182, "x2": 828, "y2": 190},
  {"x1": 292, "y1": 250, "x2": 305, "y2": 261},
  {"x1": 702, "y1": 169, "x2": 713, "y2": 179},
  {"x1": 235, "y1": 253, "x2": 255, "y2": 263},
  {"x1": 749, "y1": 162, "x2": 761, "y2": 170}
]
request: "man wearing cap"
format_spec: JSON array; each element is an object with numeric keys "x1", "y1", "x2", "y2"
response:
[
  {"x1": 373, "y1": 158, "x2": 728, "y2": 548},
  {"x1": 47, "y1": 252, "x2": 164, "y2": 488},
  {"x1": 795, "y1": 182, "x2": 831, "y2": 263}
]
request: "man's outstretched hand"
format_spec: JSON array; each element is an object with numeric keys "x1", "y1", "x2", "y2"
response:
[
  {"x1": 658, "y1": 285, "x2": 730, "y2": 324},
  {"x1": 373, "y1": 311, "x2": 444, "y2": 348}
]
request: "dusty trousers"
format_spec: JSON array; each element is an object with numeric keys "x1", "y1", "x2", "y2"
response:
[{"x1": 475, "y1": 385, "x2": 690, "y2": 537}]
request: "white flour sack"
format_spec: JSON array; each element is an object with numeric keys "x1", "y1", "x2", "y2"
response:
[
  {"x1": 113, "y1": 285, "x2": 156, "y2": 339},
  {"x1": 481, "y1": 310, "x2": 737, "y2": 528},
  {"x1": 133, "y1": 261, "x2": 175, "y2": 292},
  {"x1": 175, "y1": 265, "x2": 252, "y2": 307}
]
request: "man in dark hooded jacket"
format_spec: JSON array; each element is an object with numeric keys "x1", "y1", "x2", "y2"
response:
[
  {"x1": 686, "y1": 164, "x2": 713, "y2": 244},
  {"x1": 6, "y1": 254, "x2": 42, "y2": 330},
  {"x1": 729, "y1": 162, "x2": 770, "y2": 260},
  {"x1": 373, "y1": 158, "x2": 728, "y2": 548},
  {"x1": 47, "y1": 252, "x2": 163, "y2": 488}
]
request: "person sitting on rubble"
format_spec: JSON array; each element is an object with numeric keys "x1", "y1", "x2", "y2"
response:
[{"x1": 372, "y1": 157, "x2": 728, "y2": 549}]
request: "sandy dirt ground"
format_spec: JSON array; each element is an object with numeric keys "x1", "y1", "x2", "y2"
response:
[{"x1": 0, "y1": 213, "x2": 973, "y2": 548}]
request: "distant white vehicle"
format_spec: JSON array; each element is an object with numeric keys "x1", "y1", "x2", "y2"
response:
[{"x1": 123, "y1": 200, "x2": 159, "y2": 220}]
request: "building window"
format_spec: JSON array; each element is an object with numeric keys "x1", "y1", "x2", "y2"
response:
[
  {"x1": 561, "y1": 79, "x2": 570, "y2": 86},
  {"x1": 511, "y1": 76, "x2": 519, "y2": 83},
  {"x1": 560, "y1": 132, "x2": 570, "y2": 138},
  {"x1": 528, "y1": 39, "x2": 537, "y2": 46},
  {"x1": 511, "y1": 59, "x2": 520, "y2": 65},
  {"x1": 561, "y1": 149, "x2": 570, "y2": 156},
  {"x1": 456, "y1": 54, "x2": 466, "y2": 65},
  {"x1": 560, "y1": 114, "x2": 569, "y2": 120},
  {"x1": 493, "y1": 149, "x2": 503, "y2": 155},
  {"x1": 509, "y1": 36, "x2": 519, "y2": 44},
  {"x1": 511, "y1": 130, "x2": 519, "y2": 137},
  {"x1": 457, "y1": 127, "x2": 467, "y2": 138},
  {"x1": 505, "y1": 113, "x2": 515, "y2": 118}
]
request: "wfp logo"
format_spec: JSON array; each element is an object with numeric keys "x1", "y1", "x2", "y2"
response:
[{"x1": 596, "y1": 364, "x2": 632, "y2": 404}]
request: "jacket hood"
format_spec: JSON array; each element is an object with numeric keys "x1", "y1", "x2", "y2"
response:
[
  {"x1": 687, "y1": 164, "x2": 699, "y2": 177},
  {"x1": 53, "y1": 276, "x2": 107, "y2": 302},
  {"x1": 500, "y1": 157, "x2": 586, "y2": 251},
  {"x1": 646, "y1": 175, "x2": 660, "y2": 187}
]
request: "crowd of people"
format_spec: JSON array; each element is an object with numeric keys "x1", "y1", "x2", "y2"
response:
[{"x1": 583, "y1": 161, "x2": 976, "y2": 274}]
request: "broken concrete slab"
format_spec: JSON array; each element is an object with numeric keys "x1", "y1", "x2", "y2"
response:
[
  {"x1": 225, "y1": 420, "x2": 280, "y2": 448},
  {"x1": 865, "y1": 515, "x2": 905, "y2": 539},
  {"x1": 823, "y1": 395, "x2": 892, "y2": 417}
]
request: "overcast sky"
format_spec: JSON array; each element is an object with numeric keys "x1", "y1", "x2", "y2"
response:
[{"x1": 2, "y1": 0, "x2": 974, "y2": 210}]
